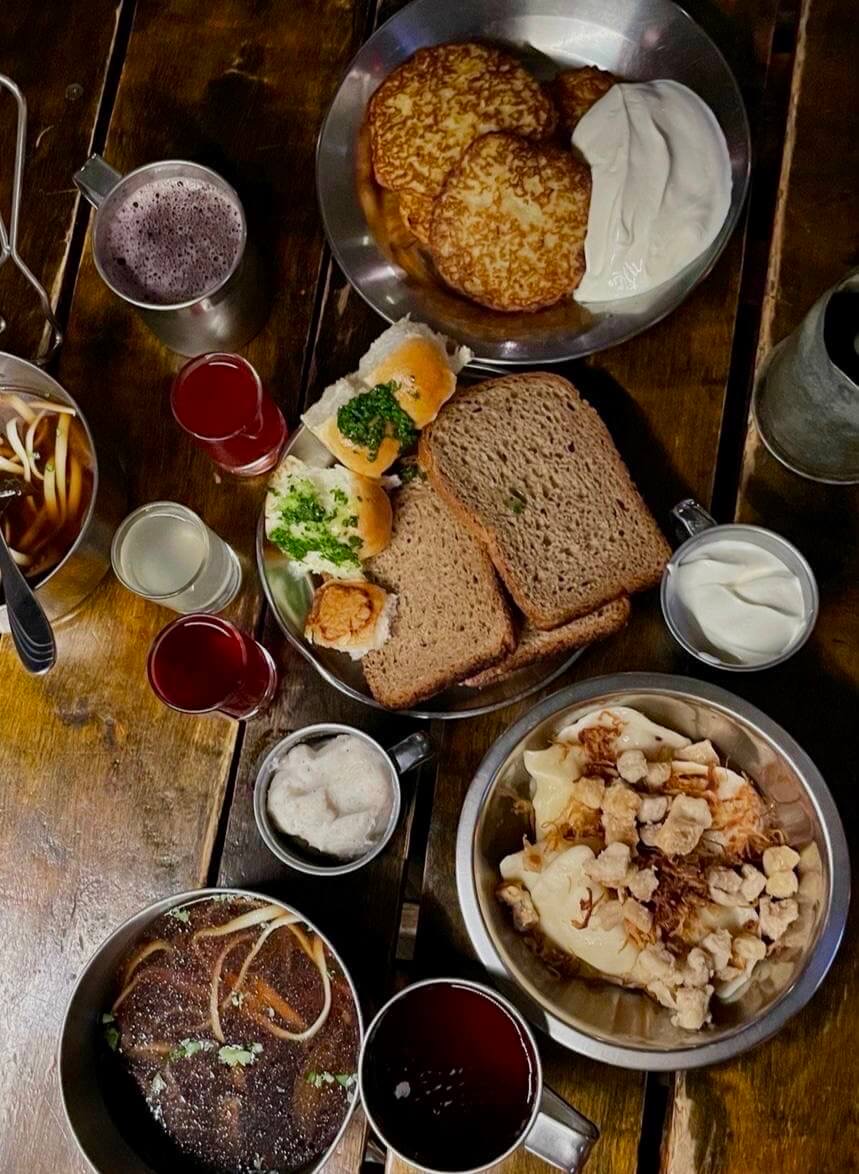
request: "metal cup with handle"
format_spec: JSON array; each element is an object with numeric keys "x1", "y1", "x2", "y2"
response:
[
  {"x1": 359, "y1": 977, "x2": 598, "y2": 1173},
  {"x1": 73, "y1": 155, "x2": 268, "y2": 355}
]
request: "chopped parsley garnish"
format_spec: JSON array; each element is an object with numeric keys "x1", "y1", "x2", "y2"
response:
[
  {"x1": 268, "y1": 477, "x2": 362, "y2": 571},
  {"x1": 166, "y1": 906, "x2": 191, "y2": 923},
  {"x1": 218, "y1": 1042, "x2": 263, "y2": 1068},
  {"x1": 101, "y1": 1012, "x2": 120, "y2": 1052},
  {"x1": 169, "y1": 1038, "x2": 216, "y2": 1061},
  {"x1": 506, "y1": 489, "x2": 527, "y2": 514},
  {"x1": 399, "y1": 462, "x2": 426, "y2": 484},
  {"x1": 336, "y1": 381, "x2": 418, "y2": 462},
  {"x1": 305, "y1": 1070, "x2": 357, "y2": 1090}
]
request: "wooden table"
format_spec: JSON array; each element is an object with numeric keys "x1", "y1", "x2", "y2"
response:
[{"x1": 0, "y1": 1, "x2": 856, "y2": 1171}]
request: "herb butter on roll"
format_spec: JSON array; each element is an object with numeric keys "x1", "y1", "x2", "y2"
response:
[
  {"x1": 302, "y1": 318, "x2": 472, "y2": 477},
  {"x1": 265, "y1": 456, "x2": 392, "y2": 577}
]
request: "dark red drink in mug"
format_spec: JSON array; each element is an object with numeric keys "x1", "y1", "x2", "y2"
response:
[
  {"x1": 147, "y1": 614, "x2": 277, "y2": 718},
  {"x1": 359, "y1": 979, "x2": 598, "y2": 1173},
  {"x1": 171, "y1": 352, "x2": 286, "y2": 476}
]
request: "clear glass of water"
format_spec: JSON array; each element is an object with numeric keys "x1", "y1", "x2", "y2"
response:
[{"x1": 111, "y1": 501, "x2": 241, "y2": 614}]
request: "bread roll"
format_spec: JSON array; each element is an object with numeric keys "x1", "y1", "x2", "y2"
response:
[
  {"x1": 265, "y1": 456, "x2": 392, "y2": 577},
  {"x1": 302, "y1": 319, "x2": 472, "y2": 477},
  {"x1": 305, "y1": 579, "x2": 397, "y2": 658}
]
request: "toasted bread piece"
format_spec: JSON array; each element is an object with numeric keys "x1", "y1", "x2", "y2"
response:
[
  {"x1": 398, "y1": 190, "x2": 435, "y2": 247},
  {"x1": 465, "y1": 596, "x2": 630, "y2": 686},
  {"x1": 552, "y1": 66, "x2": 615, "y2": 134},
  {"x1": 430, "y1": 132, "x2": 590, "y2": 312},
  {"x1": 420, "y1": 373, "x2": 670, "y2": 628},
  {"x1": 369, "y1": 42, "x2": 557, "y2": 198},
  {"x1": 362, "y1": 477, "x2": 515, "y2": 708}
]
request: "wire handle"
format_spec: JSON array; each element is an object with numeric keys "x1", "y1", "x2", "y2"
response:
[{"x1": 0, "y1": 75, "x2": 63, "y2": 365}]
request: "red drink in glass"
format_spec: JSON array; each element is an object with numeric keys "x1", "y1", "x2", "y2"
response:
[
  {"x1": 148, "y1": 614, "x2": 278, "y2": 718},
  {"x1": 171, "y1": 352, "x2": 287, "y2": 476}
]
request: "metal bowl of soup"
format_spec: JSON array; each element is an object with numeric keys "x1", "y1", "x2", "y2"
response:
[
  {"x1": 59, "y1": 888, "x2": 364, "y2": 1174},
  {"x1": 456, "y1": 674, "x2": 850, "y2": 1069},
  {"x1": 0, "y1": 352, "x2": 125, "y2": 632}
]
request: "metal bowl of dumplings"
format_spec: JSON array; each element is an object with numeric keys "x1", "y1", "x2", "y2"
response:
[
  {"x1": 256, "y1": 424, "x2": 584, "y2": 720},
  {"x1": 316, "y1": 0, "x2": 751, "y2": 363},
  {"x1": 456, "y1": 673, "x2": 850, "y2": 1069}
]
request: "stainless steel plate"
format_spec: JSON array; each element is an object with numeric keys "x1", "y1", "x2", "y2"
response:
[
  {"x1": 456, "y1": 674, "x2": 850, "y2": 1069},
  {"x1": 316, "y1": 0, "x2": 751, "y2": 363},
  {"x1": 257, "y1": 425, "x2": 583, "y2": 720}
]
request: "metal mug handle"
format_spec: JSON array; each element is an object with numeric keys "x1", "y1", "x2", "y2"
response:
[
  {"x1": 73, "y1": 154, "x2": 123, "y2": 209},
  {"x1": 524, "y1": 1087, "x2": 599, "y2": 1172},
  {"x1": 388, "y1": 731, "x2": 434, "y2": 774},
  {"x1": 671, "y1": 498, "x2": 717, "y2": 543}
]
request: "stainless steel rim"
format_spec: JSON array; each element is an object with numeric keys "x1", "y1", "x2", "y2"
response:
[
  {"x1": 315, "y1": 0, "x2": 752, "y2": 363},
  {"x1": 357, "y1": 976, "x2": 545, "y2": 1174},
  {"x1": 660, "y1": 524, "x2": 821, "y2": 671},
  {"x1": 455, "y1": 672, "x2": 850, "y2": 1070},
  {"x1": 58, "y1": 886, "x2": 365, "y2": 1174},
  {"x1": 253, "y1": 723, "x2": 403, "y2": 876}
]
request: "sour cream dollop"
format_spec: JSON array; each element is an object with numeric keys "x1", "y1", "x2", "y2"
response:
[
  {"x1": 672, "y1": 539, "x2": 806, "y2": 665},
  {"x1": 572, "y1": 79, "x2": 732, "y2": 301}
]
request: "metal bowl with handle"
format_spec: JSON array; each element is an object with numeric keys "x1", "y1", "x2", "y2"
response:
[
  {"x1": 257, "y1": 424, "x2": 585, "y2": 720},
  {"x1": 456, "y1": 674, "x2": 849, "y2": 1069},
  {"x1": 316, "y1": 0, "x2": 751, "y2": 363},
  {"x1": 59, "y1": 888, "x2": 364, "y2": 1174}
]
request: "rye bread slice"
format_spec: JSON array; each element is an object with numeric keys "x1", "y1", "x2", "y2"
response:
[
  {"x1": 420, "y1": 373, "x2": 670, "y2": 628},
  {"x1": 464, "y1": 595, "x2": 630, "y2": 687},
  {"x1": 362, "y1": 477, "x2": 515, "y2": 709}
]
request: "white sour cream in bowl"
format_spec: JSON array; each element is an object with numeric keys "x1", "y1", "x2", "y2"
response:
[
  {"x1": 572, "y1": 79, "x2": 732, "y2": 302},
  {"x1": 661, "y1": 512, "x2": 818, "y2": 670}
]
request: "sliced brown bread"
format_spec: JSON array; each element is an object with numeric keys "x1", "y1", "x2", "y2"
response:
[
  {"x1": 362, "y1": 476, "x2": 515, "y2": 709},
  {"x1": 464, "y1": 595, "x2": 631, "y2": 687},
  {"x1": 420, "y1": 373, "x2": 670, "y2": 629}
]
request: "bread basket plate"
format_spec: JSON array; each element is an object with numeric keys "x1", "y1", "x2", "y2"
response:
[
  {"x1": 256, "y1": 424, "x2": 584, "y2": 720},
  {"x1": 316, "y1": 0, "x2": 751, "y2": 364}
]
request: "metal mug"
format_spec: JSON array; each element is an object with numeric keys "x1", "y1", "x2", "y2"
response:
[
  {"x1": 73, "y1": 155, "x2": 268, "y2": 355},
  {"x1": 0, "y1": 352, "x2": 125, "y2": 633},
  {"x1": 752, "y1": 267, "x2": 859, "y2": 483},
  {"x1": 660, "y1": 499, "x2": 819, "y2": 671},
  {"x1": 254, "y1": 722, "x2": 433, "y2": 876},
  {"x1": 359, "y1": 977, "x2": 599, "y2": 1173}
]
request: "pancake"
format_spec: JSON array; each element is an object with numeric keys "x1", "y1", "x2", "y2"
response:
[
  {"x1": 369, "y1": 42, "x2": 557, "y2": 198},
  {"x1": 552, "y1": 66, "x2": 615, "y2": 134},
  {"x1": 430, "y1": 131, "x2": 591, "y2": 312},
  {"x1": 398, "y1": 189, "x2": 435, "y2": 247}
]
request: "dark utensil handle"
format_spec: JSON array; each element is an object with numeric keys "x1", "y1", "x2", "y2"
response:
[{"x1": 0, "y1": 536, "x2": 56, "y2": 673}]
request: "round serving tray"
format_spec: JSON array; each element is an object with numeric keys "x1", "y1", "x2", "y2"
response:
[
  {"x1": 316, "y1": 0, "x2": 751, "y2": 364},
  {"x1": 257, "y1": 425, "x2": 583, "y2": 720}
]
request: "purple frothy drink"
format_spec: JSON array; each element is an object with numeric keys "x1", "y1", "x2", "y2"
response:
[{"x1": 100, "y1": 176, "x2": 243, "y2": 306}]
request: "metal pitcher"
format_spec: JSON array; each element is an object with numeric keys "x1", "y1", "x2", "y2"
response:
[
  {"x1": 752, "y1": 268, "x2": 859, "y2": 483},
  {"x1": 73, "y1": 155, "x2": 268, "y2": 356}
]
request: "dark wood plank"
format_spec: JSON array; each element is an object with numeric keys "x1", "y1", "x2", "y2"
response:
[
  {"x1": 0, "y1": 0, "x2": 372, "y2": 1169},
  {"x1": 662, "y1": 0, "x2": 859, "y2": 1169},
  {"x1": 0, "y1": 0, "x2": 123, "y2": 359}
]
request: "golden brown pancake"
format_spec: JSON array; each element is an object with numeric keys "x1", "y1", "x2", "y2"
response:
[
  {"x1": 397, "y1": 189, "x2": 435, "y2": 247},
  {"x1": 369, "y1": 42, "x2": 557, "y2": 198},
  {"x1": 430, "y1": 131, "x2": 591, "y2": 312},
  {"x1": 552, "y1": 66, "x2": 615, "y2": 134}
]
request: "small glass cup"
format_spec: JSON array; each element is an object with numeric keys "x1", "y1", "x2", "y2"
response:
[
  {"x1": 147, "y1": 614, "x2": 278, "y2": 718},
  {"x1": 111, "y1": 501, "x2": 241, "y2": 614},
  {"x1": 171, "y1": 352, "x2": 287, "y2": 476}
]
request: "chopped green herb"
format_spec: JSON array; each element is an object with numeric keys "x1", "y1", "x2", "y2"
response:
[
  {"x1": 101, "y1": 1012, "x2": 115, "y2": 1023},
  {"x1": 166, "y1": 906, "x2": 191, "y2": 924},
  {"x1": 170, "y1": 1038, "x2": 215, "y2": 1061},
  {"x1": 150, "y1": 1072, "x2": 167, "y2": 1097},
  {"x1": 103, "y1": 1021, "x2": 120, "y2": 1051},
  {"x1": 506, "y1": 489, "x2": 527, "y2": 514},
  {"x1": 306, "y1": 1070, "x2": 357, "y2": 1090},
  {"x1": 218, "y1": 1043, "x2": 262, "y2": 1068},
  {"x1": 268, "y1": 477, "x2": 362, "y2": 571},
  {"x1": 399, "y1": 462, "x2": 426, "y2": 484},
  {"x1": 336, "y1": 381, "x2": 418, "y2": 462}
]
